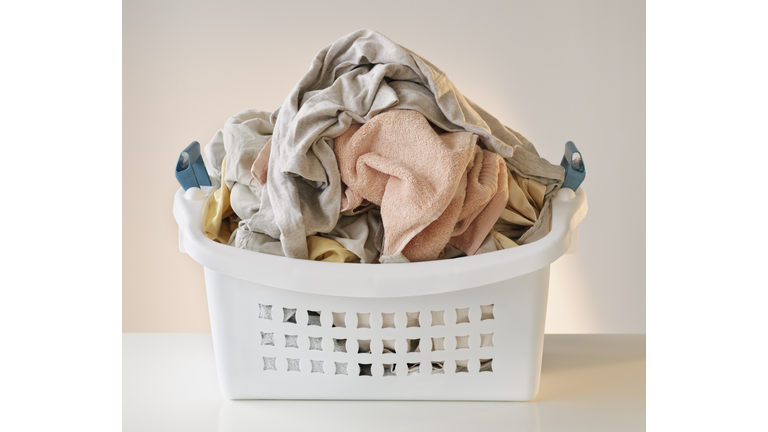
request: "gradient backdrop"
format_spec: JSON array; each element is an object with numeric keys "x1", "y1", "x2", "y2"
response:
[{"x1": 123, "y1": 0, "x2": 645, "y2": 333}]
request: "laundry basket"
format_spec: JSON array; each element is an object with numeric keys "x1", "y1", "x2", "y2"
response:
[{"x1": 173, "y1": 186, "x2": 587, "y2": 401}]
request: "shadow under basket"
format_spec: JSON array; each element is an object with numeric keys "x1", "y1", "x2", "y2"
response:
[{"x1": 173, "y1": 186, "x2": 587, "y2": 401}]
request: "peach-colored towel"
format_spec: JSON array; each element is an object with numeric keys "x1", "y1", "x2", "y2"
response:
[
  {"x1": 448, "y1": 145, "x2": 509, "y2": 255},
  {"x1": 335, "y1": 109, "x2": 509, "y2": 262},
  {"x1": 250, "y1": 137, "x2": 271, "y2": 186}
]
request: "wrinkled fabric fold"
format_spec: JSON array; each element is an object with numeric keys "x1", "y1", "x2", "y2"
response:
[
  {"x1": 251, "y1": 137, "x2": 271, "y2": 187},
  {"x1": 240, "y1": 29, "x2": 565, "y2": 259},
  {"x1": 202, "y1": 109, "x2": 274, "y2": 221},
  {"x1": 335, "y1": 110, "x2": 476, "y2": 261},
  {"x1": 320, "y1": 209, "x2": 382, "y2": 264},
  {"x1": 307, "y1": 236, "x2": 360, "y2": 263},
  {"x1": 495, "y1": 170, "x2": 547, "y2": 242},
  {"x1": 202, "y1": 157, "x2": 237, "y2": 244},
  {"x1": 448, "y1": 146, "x2": 510, "y2": 256}
]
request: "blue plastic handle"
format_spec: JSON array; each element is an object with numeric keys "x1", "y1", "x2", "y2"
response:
[
  {"x1": 175, "y1": 141, "x2": 212, "y2": 191},
  {"x1": 560, "y1": 141, "x2": 585, "y2": 191}
]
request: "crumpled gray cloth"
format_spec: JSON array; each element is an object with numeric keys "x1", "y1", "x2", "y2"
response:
[
  {"x1": 231, "y1": 207, "x2": 383, "y2": 262},
  {"x1": 320, "y1": 208, "x2": 382, "y2": 264},
  {"x1": 241, "y1": 28, "x2": 565, "y2": 259},
  {"x1": 203, "y1": 109, "x2": 273, "y2": 221},
  {"x1": 228, "y1": 225, "x2": 285, "y2": 257}
]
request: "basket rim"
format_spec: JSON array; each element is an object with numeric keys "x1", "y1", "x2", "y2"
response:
[{"x1": 173, "y1": 187, "x2": 587, "y2": 298}]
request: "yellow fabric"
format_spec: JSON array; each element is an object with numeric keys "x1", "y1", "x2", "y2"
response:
[
  {"x1": 498, "y1": 171, "x2": 546, "y2": 226},
  {"x1": 491, "y1": 230, "x2": 518, "y2": 249},
  {"x1": 307, "y1": 236, "x2": 360, "y2": 263},
  {"x1": 202, "y1": 157, "x2": 235, "y2": 244}
]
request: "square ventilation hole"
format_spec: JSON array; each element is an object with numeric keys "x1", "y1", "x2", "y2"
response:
[
  {"x1": 283, "y1": 307, "x2": 297, "y2": 324},
  {"x1": 260, "y1": 332, "x2": 274, "y2": 346},
  {"x1": 455, "y1": 335, "x2": 469, "y2": 349},
  {"x1": 381, "y1": 312, "x2": 396, "y2": 329},
  {"x1": 285, "y1": 334, "x2": 299, "y2": 348},
  {"x1": 383, "y1": 364, "x2": 396, "y2": 377},
  {"x1": 431, "y1": 337, "x2": 445, "y2": 352},
  {"x1": 406, "y1": 312, "x2": 420, "y2": 328},
  {"x1": 263, "y1": 357, "x2": 276, "y2": 371},
  {"x1": 455, "y1": 307, "x2": 470, "y2": 324},
  {"x1": 334, "y1": 362, "x2": 348, "y2": 375},
  {"x1": 358, "y1": 363, "x2": 372, "y2": 376},
  {"x1": 382, "y1": 339, "x2": 396, "y2": 354},
  {"x1": 407, "y1": 362, "x2": 420, "y2": 375},
  {"x1": 332, "y1": 312, "x2": 346, "y2": 328},
  {"x1": 258, "y1": 304, "x2": 272, "y2": 320},
  {"x1": 480, "y1": 358, "x2": 493, "y2": 372},
  {"x1": 358, "y1": 339, "x2": 371, "y2": 354},
  {"x1": 307, "y1": 310, "x2": 321, "y2": 326},
  {"x1": 311, "y1": 360, "x2": 324, "y2": 374},
  {"x1": 455, "y1": 359, "x2": 469, "y2": 373},
  {"x1": 407, "y1": 338, "x2": 420, "y2": 353},
  {"x1": 309, "y1": 336, "x2": 323, "y2": 351},
  {"x1": 480, "y1": 304, "x2": 494, "y2": 321},
  {"x1": 357, "y1": 312, "x2": 371, "y2": 329},
  {"x1": 480, "y1": 333, "x2": 494, "y2": 348},
  {"x1": 431, "y1": 310, "x2": 445, "y2": 326},
  {"x1": 287, "y1": 358, "x2": 300, "y2": 372},
  {"x1": 333, "y1": 338, "x2": 347, "y2": 353},
  {"x1": 431, "y1": 361, "x2": 445, "y2": 374}
]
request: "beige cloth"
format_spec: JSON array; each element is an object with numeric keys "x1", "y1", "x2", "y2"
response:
[{"x1": 494, "y1": 171, "x2": 547, "y2": 242}]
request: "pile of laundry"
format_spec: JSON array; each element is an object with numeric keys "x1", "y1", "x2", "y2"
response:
[{"x1": 195, "y1": 29, "x2": 567, "y2": 264}]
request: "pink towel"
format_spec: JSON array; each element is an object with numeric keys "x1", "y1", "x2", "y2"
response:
[
  {"x1": 448, "y1": 146, "x2": 509, "y2": 255},
  {"x1": 250, "y1": 137, "x2": 271, "y2": 186},
  {"x1": 335, "y1": 109, "x2": 508, "y2": 262}
]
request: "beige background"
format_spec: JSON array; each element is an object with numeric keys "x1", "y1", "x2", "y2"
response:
[{"x1": 123, "y1": 0, "x2": 645, "y2": 333}]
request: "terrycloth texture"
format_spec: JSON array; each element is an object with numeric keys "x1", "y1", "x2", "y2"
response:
[
  {"x1": 339, "y1": 183, "x2": 376, "y2": 216},
  {"x1": 494, "y1": 170, "x2": 547, "y2": 241},
  {"x1": 307, "y1": 236, "x2": 360, "y2": 263},
  {"x1": 241, "y1": 29, "x2": 565, "y2": 259},
  {"x1": 202, "y1": 157, "x2": 237, "y2": 244},
  {"x1": 447, "y1": 145, "x2": 510, "y2": 256},
  {"x1": 334, "y1": 110, "x2": 478, "y2": 261},
  {"x1": 336, "y1": 109, "x2": 512, "y2": 261}
]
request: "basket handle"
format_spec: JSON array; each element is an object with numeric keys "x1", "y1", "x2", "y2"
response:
[
  {"x1": 175, "y1": 141, "x2": 212, "y2": 191},
  {"x1": 559, "y1": 141, "x2": 586, "y2": 191}
]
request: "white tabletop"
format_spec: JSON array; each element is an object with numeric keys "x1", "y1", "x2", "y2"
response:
[{"x1": 123, "y1": 334, "x2": 644, "y2": 431}]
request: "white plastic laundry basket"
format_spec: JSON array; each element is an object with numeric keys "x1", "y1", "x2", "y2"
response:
[{"x1": 173, "y1": 186, "x2": 587, "y2": 401}]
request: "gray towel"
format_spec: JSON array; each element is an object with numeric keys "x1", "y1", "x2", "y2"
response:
[{"x1": 243, "y1": 29, "x2": 564, "y2": 259}]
